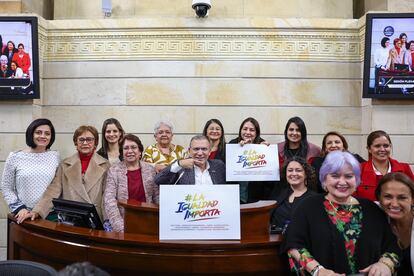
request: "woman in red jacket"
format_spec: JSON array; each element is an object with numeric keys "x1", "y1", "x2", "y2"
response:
[
  {"x1": 356, "y1": 130, "x2": 414, "y2": 201},
  {"x1": 12, "y1": 43, "x2": 31, "y2": 75}
]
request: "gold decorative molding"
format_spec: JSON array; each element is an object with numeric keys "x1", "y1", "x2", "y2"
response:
[{"x1": 39, "y1": 28, "x2": 361, "y2": 62}]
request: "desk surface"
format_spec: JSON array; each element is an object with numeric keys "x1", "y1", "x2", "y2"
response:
[{"x1": 8, "y1": 215, "x2": 288, "y2": 275}]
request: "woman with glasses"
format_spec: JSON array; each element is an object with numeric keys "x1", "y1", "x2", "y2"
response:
[
  {"x1": 104, "y1": 134, "x2": 158, "y2": 232},
  {"x1": 23, "y1": 125, "x2": 110, "y2": 222},
  {"x1": 142, "y1": 121, "x2": 186, "y2": 173}
]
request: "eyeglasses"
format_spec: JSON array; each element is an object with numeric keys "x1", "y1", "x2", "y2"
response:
[
  {"x1": 123, "y1": 145, "x2": 139, "y2": 151},
  {"x1": 191, "y1": 147, "x2": 209, "y2": 152},
  {"x1": 77, "y1": 137, "x2": 95, "y2": 144}
]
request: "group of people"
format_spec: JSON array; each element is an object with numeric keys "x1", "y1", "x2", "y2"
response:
[
  {"x1": 1, "y1": 116, "x2": 414, "y2": 275},
  {"x1": 0, "y1": 35, "x2": 31, "y2": 79},
  {"x1": 375, "y1": 33, "x2": 414, "y2": 72}
]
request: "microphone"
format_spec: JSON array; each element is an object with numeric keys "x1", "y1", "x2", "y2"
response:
[{"x1": 174, "y1": 171, "x2": 185, "y2": 185}]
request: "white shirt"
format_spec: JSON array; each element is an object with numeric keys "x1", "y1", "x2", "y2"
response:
[
  {"x1": 170, "y1": 160, "x2": 213, "y2": 185},
  {"x1": 372, "y1": 161, "x2": 391, "y2": 175},
  {"x1": 374, "y1": 47, "x2": 389, "y2": 68},
  {"x1": 1, "y1": 150, "x2": 60, "y2": 211}
]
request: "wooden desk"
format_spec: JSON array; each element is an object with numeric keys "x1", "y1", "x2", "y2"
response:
[{"x1": 8, "y1": 201, "x2": 288, "y2": 275}]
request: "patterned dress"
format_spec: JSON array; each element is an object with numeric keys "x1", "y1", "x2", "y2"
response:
[
  {"x1": 142, "y1": 144, "x2": 186, "y2": 166},
  {"x1": 288, "y1": 199, "x2": 399, "y2": 275}
]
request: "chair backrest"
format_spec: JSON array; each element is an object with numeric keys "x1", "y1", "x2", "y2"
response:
[{"x1": 0, "y1": 260, "x2": 58, "y2": 276}]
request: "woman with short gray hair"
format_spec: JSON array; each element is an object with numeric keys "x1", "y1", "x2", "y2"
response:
[
  {"x1": 284, "y1": 151, "x2": 400, "y2": 276},
  {"x1": 142, "y1": 121, "x2": 186, "y2": 173}
]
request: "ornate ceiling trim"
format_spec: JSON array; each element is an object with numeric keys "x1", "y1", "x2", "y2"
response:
[{"x1": 38, "y1": 27, "x2": 361, "y2": 62}]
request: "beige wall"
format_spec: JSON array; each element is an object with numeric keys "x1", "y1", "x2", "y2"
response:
[{"x1": 53, "y1": 0, "x2": 353, "y2": 19}]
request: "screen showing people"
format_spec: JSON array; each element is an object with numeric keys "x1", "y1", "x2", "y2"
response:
[
  {"x1": 0, "y1": 17, "x2": 38, "y2": 98},
  {"x1": 364, "y1": 14, "x2": 414, "y2": 98}
]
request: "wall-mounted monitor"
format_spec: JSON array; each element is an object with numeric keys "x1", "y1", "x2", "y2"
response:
[
  {"x1": 0, "y1": 16, "x2": 39, "y2": 99},
  {"x1": 363, "y1": 13, "x2": 414, "y2": 99}
]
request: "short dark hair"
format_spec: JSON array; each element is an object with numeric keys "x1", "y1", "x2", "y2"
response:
[
  {"x1": 17, "y1": 43, "x2": 24, "y2": 49},
  {"x1": 119, "y1": 134, "x2": 144, "y2": 157},
  {"x1": 237, "y1": 117, "x2": 262, "y2": 144},
  {"x1": 408, "y1": 40, "x2": 414, "y2": 47},
  {"x1": 202, "y1": 118, "x2": 226, "y2": 153},
  {"x1": 380, "y1": 37, "x2": 390, "y2": 48},
  {"x1": 321, "y1": 131, "x2": 349, "y2": 157},
  {"x1": 73, "y1": 125, "x2": 99, "y2": 147},
  {"x1": 375, "y1": 172, "x2": 414, "y2": 201},
  {"x1": 26, "y1": 118, "x2": 56, "y2": 149}
]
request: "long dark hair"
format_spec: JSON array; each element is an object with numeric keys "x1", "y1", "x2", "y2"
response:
[
  {"x1": 3, "y1": 40, "x2": 17, "y2": 56},
  {"x1": 202, "y1": 119, "x2": 226, "y2": 154},
  {"x1": 283, "y1": 116, "x2": 309, "y2": 159},
  {"x1": 237, "y1": 117, "x2": 262, "y2": 144},
  {"x1": 99, "y1": 118, "x2": 125, "y2": 156}
]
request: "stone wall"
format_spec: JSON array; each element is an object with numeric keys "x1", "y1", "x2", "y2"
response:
[{"x1": 53, "y1": 0, "x2": 354, "y2": 19}]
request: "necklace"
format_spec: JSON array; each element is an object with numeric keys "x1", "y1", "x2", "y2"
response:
[{"x1": 326, "y1": 197, "x2": 356, "y2": 216}]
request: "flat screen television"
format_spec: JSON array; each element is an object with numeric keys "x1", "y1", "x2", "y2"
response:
[
  {"x1": 363, "y1": 13, "x2": 414, "y2": 99},
  {"x1": 0, "y1": 16, "x2": 39, "y2": 99},
  {"x1": 52, "y1": 198, "x2": 104, "y2": 230}
]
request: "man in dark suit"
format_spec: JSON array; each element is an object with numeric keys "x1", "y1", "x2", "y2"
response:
[{"x1": 155, "y1": 135, "x2": 226, "y2": 185}]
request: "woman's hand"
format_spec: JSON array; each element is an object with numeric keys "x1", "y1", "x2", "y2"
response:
[
  {"x1": 260, "y1": 140, "x2": 270, "y2": 146},
  {"x1": 360, "y1": 261, "x2": 392, "y2": 276},
  {"x1": 17, "y1": 210, "x2": 39, "y2": 224},
  {"x1": 239, "y1": 139, "x2": 251, "y2": 146},
  {"x1": 317, "y1": 268, "x2": 345, "y2": 276},
  {"x1": 15, "y1": 208, "x2": 29, "y2": 224}
]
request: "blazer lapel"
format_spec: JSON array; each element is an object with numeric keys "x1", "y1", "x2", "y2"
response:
[
  {"x1": 83, "y1": 153, "x2": 106, "y2": 195},
  {"x1": 207, "y1": 161, "x2": 218, "y2": 184},
  {"x1": 140, "y1": 161, "x2": 151, "y2": 201},
  {"x1": 63, "y1": 154, "x2": 90, "y2": 202}
]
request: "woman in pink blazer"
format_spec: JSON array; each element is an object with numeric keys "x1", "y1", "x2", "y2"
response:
[{"x1": 104, "y1": 134, "x2": 159, "y2": 232}]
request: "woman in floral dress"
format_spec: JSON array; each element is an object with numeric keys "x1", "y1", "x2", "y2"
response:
[{"x1": 284, "y1": 151, "x2": 400, "y2": 276}]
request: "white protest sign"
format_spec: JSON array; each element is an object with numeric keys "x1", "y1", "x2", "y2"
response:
[
  {"x1": 226, "y1": 144, "x2": 280, "y2": 181},
  {"x1": 159, "y1": 185, "x2": 240, "y2": 240}
]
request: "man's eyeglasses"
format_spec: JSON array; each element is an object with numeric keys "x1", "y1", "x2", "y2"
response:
[{"x1": 191, "y1": 147, "x2": 209, "y2": 152}]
